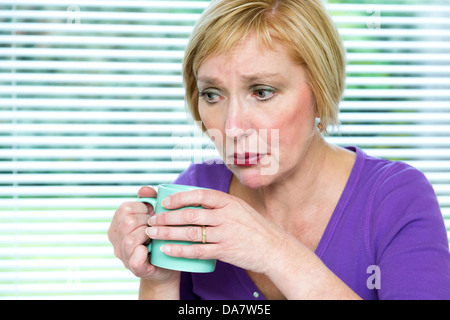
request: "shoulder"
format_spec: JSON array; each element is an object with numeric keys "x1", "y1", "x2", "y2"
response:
[
  {"x1": 355, "y1": 148, "x2": 446, "y2": 251},
  {"x1": 352, "y1": 147, "x2": 436, "y2": 203},
  {"x1": 369, "y1": 157, "x2": 442, "y2": 234},
  {"x1": 349, "y1": 147, "x2": 444, "y2": 245},
  {"x1": 362, "y1": 154, "x2": 438, "y2": 211},
  {"x1": 173, "y1": 160, "x2": 233, "y2": 192}
]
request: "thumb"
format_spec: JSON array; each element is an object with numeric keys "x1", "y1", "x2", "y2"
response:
[
  {"x1": 128, "y1": 245, "x2": 154, "y2": 278},
  {"x1": 138, "y1": 186, "x2": 157, "y2": 199},
  {"x1": 137, "y1": 186, "x2": 158, "y2": 215}
]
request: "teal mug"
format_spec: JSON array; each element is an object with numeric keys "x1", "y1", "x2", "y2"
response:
[{"x1": 139, "y1": 184, "x2": 216, "y2": 273}]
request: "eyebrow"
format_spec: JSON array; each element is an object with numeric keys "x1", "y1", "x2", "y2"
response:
[
  {"x1": 197, "y1": 72, "x2": 282, "y2": 86},
  {"x1": 196, "y1": 76, "x2": 220, "y2": 86},
  {"x1": 240, "y1": 72, "x2": 282, "y2": 83}
]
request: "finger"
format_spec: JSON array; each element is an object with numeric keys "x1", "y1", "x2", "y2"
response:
[
  {"x1": 121, "y1": 225, "x2": 150, "y2": 265},
  {"x1": 128, "y1": 244, "x2": 156, "y2": 278},
  {"x1": 117, "y1": 213, "x2": 149, "y2": 241},
  {"x1": 109, "y1": 188, "x2": 156, "y2": 243},
  {"x1": 160, "y1": 243, "x2": 220, "y2": 260},
  {"x1": 108, "y1": 201, "x2": 149, "y2": 247},
  {"x1": 116, "y1": 201, "x2": 150, "y2": 222},
  {"x1": 138, "y1": 186, "x2": 158, "y2": 213},
  {"x1": 162, "y1": 189, "x2": 231, "y2": 210},
  {"x1": 146, "y1": 225, "x2": 221, "y2": 244},
  {"x1": 148, "y1": 208, "x2": 220, "y2": 227}
]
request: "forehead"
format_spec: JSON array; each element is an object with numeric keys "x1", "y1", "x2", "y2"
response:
[{"x1": 197, "y1": 35, "x2": 295, "y2": 79}]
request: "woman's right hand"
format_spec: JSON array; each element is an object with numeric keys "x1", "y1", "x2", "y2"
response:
[{"x1": 107, "y1": 186, "x2": 180, "y2": 286}]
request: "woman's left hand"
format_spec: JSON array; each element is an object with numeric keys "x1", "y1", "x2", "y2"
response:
[{"x1": 146, "y1": 188, "x2": 286, "y2": 275}]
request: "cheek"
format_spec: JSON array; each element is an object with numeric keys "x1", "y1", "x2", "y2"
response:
[
  {"x1": 198, "y1": 105, "x2": 227, "y2": 152},
  {"x1": 199, "y1": 103, "x2": 226, "y2": 130},
  {"x1": 274, "y1": 92, "x2": 316, "y2": 149},
  {"x1": 199, "y1": 107, "x2": 219, "y2": 138},
  {"x1": 198, "y1": 104, "x2": 209, "y2": 127}
]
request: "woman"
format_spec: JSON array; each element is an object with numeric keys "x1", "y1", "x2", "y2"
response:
[{"x1": 108, "y1": 0, "x2": 450, "y2": 300}]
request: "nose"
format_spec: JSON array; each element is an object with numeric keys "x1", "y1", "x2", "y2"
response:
[{"x1": 225, "y1": 98, "x2": 253, "y2": 140}]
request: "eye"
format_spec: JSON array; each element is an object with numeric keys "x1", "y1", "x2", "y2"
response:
[
  {"x1": 199, "y1": 89, "x2": 223, "y2": 104},
  {"x1": 251, "y1": 86, "x2": 276, "y2": 101}
]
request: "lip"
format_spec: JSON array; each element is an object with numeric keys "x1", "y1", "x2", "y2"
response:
[{"x1": 233, "y1": 153, "x2": 263, "y2": 167}]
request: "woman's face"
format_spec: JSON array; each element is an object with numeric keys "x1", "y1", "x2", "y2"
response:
[{"x1": 196, "y1": 35, "x2": 318, "y2": 189}]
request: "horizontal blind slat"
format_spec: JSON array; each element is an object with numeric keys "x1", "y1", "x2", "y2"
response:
[
  {"x1": 0, "y1": 23, "x2": 194, "y2": 34},
  {"x1": 327, "y1": 3, "x2": 450, "y2": 13},
  {"x1": 0, "y1": 86, "x2": 185, "y2": 96},
  {"x1": 0, "y1": 258, "x2": 124, "y2": 269},
  {"x1": 0, "y1": 60, "x2": 183, "y2": 71},
  {"x1": 0, "y1": 35, "x2": 189, "y2": 47},
  {"x1": 0, "y1": 161, "x2": 193, "y2": 170},
  {"x1": 0, "y1": 149, "x2": 219, "y2": 159},
  {"x1": 0, "y1": 73, "x2": 184, "y2": 83},
  {"x1": 0, "y1": 48, "x2": 185, "y2": 60},
  {"x1": 0, "y1": 99, "x2": 186, "y2": 109},
  {"x1": 1, "y1": 11, "x2": 201, "y2": 22},
  {"x1": 0, "y1": 0, "x2": 210, "y2": 9},
  {"x1": 0, "y1": 174, "x2": 180, "y2": 184},
  {"x1": 0, "y1": 111, "x2": 189, "y2": 121}
]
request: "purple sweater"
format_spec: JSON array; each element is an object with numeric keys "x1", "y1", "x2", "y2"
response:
[{"x1": 173, "y1": 147, "x2": 450, "y2": 300}]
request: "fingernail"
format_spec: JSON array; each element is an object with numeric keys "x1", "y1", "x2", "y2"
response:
[
  {"x1": 161, "y1": 245, "x2": 170, "y2": 254},
  {"x1": 147, "y1": 216, "x2": 156, "y2": 226},
  {"x1": 145, "y1": 227, "x2": 157, "y2": 237},
  {"x1": 161, "y1": 196, "x2": 171, "y2": 208}
]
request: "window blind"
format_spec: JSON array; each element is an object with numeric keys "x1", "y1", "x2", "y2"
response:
[{"x1": 0, "y1": 0, "x2": 449, "y2": 299}]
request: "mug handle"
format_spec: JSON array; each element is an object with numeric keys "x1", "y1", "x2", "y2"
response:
[
  {"x1": 138, "y1": 197, "x2": 158, "y2": 252},
  {"x1": 138, "y1": 197, "x2": 157, "y2": 208}
]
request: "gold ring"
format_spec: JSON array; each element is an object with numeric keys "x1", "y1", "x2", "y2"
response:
[{"x1": 201, "y1": 226, "x2": 206, "y2": 244}]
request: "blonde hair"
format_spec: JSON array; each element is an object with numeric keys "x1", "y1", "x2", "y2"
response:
[{"x1": 182, "y1": 0, "x2": 346, "y2": 132}]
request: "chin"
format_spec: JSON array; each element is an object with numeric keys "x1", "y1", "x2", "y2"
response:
[{"x1": 232, "y1": 166, "x2": 278, "y2": 189}]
